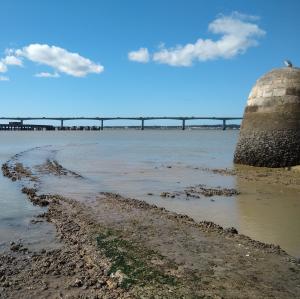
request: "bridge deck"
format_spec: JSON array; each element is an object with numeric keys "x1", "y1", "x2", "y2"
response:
[{"x1": 0, "y1": 116, "x2": 242, "y2": 131}]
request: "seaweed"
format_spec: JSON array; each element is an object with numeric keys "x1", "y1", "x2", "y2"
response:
[{"x1": 96, "y1": 230, "x2": 177, "y2": 289}]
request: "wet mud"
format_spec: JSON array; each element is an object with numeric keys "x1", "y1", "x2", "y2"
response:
[{"x1": 1, "y1": 153, "x2": 300, "y2": 298}]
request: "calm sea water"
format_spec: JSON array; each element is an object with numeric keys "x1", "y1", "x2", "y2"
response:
[{"x1": 0, "y1": 130, "x2": 299, "y2": 257}]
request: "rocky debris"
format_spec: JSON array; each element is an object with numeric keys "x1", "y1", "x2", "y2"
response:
[
  {"x1": 104, "y1": 192, "x2": 291, "y2": 254},
  {"x1": 160, "y1": 184, "x2": 239, "y2": 200},
  {"x1": 224, "y1": 227, "x2": 238, "y2": 234},
  {"x1": 110, "y1": 270, "x2": 128, "y2": 286},
  {"x1": 160, "y1": 192, "x2": 177, "y2": 198},
  {"x1": 1, "y1": 163, "x2": 10, "y2": 178},
  {"x1": 210, "y1": 167, "x2": 237, "y2": 176},
  {"x1": 30, "y1": 219, "x2": 44, "y2": 224},
  {"x1": 0, "y1": 198, "x2": 129, "y2": 298},
  {"x1": 185, "y1": 184, "x2": 239, "y2": 197},
  {"x1": 194, "y1": 166, "x2": 237, "y2": 176},
  {"x1": 21, "y1": 187, "x2": 49, "y2": 206},
  {"x1": 36, "y1": 159, "x2": 83, "y2": 178},
  {"x1": 1, "y1": 162, "x2": 36, "y2": 182},
  {"x1": 10, "y1": 242, "x2": 28, "y2": 253}
]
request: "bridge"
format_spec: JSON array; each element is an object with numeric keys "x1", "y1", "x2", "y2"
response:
[{"x1": 0, "y1": 117, "x2": 243, "y2": 131}]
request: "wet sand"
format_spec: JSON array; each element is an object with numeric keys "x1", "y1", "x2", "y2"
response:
[{"x1": 1, "y1": 154, "x2": 300, "y2": 298}]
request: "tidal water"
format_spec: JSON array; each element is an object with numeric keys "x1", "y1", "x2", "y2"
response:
[{"x1": 0, "y1": 130, "x2": 299, "y2": 257}]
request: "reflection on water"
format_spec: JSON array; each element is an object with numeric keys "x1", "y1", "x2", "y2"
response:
[
  {"x1": 0, "y1": 130, "x2": 299, "y2": 257},
  {"x1": 236, "y1": 178, "x2": 300, "y2": 257}
]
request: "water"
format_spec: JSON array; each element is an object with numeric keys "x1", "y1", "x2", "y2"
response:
[{"x1": 0, "y1": 130, "x2": 299, "y2": 257}]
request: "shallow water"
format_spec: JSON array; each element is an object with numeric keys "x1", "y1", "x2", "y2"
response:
[{"x1": 0, "y1": 130, "x2": 299, "y2": 257}]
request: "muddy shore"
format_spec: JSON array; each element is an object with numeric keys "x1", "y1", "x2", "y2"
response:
[{"x1": 1, "y1": 158, "x2": 300, "y2": 298}]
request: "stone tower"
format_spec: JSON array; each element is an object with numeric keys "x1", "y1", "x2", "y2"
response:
[{"x1": 234, "y1": 66, "x2": 300, "y2": 167}]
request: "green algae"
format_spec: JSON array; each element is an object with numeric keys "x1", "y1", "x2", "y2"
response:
[{"x1": 96, "y1": 230, "x2": 177, "y2": 289}]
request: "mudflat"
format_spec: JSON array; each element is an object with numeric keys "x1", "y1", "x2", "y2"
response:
[{"x1": 1, "y1": 157, "x2": 300, "y2": 298}]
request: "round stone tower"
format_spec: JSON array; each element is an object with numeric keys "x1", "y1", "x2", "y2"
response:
[{"x1": 234, "y1": 66, "x2": 300, "y2": 167}]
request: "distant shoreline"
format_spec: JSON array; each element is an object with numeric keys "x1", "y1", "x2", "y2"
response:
[{"x1": 0, "y1": 124, "x2": 240, "y2": 131}]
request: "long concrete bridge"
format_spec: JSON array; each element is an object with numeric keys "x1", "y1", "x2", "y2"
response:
[{"x1": 0, "y1": 116, "x2": 243, "y2": 130}]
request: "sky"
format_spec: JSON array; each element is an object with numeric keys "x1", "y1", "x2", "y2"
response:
[{"x1": 1, "y1": 0, "x2": 300, "y2": 125}]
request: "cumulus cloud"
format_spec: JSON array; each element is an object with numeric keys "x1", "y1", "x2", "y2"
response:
[
  {"x1": 13, "y1": 44, "x2": 104, "y2": 77},
  {"x1": 130, "y1": 12, "x2": 265, "y2": 67},
  {"x1": 2, "y1": 55, "x2": 23, "y2": 66},
  {"x1": 0, "y1": 76, "x2": 9, "y2": 81},
  {"x1": 35, "y1": 72, "x2": 60, "y2": 78},
  {"x1": 0, "y1": 54, "x2": 23, "y2": 77},
  {"x1": 0, "y1": 61, "x2": 7, "y2": 73},
  {"x1": 128, "y1": 47, "x2": 150, "y2": 63}
]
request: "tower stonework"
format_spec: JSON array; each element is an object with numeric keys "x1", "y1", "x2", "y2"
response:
[{"x1": 234, "y1": 67, "x2": 300, "y2": 167}]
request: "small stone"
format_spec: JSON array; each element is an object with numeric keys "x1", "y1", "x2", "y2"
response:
[
  {"x1": 72, "y1": 278, "x2": 83, "y2": 287},
  {"x1": 106, "y1": 279, "x2": 117, "y2": 289},
  {"x1": 225, "y1": 227, "x2": 238, "y2": 234},
  {"x1": 111, "y1": 270, "x2": 128, "y2": 285},
  {"x1": 2, "y1": 281, "x2": 11, "y2": 287}
]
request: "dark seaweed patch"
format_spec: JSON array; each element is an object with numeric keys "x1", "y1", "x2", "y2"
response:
[{"x1": 96, "y1": 230, "x2": 177, "y2": 289}]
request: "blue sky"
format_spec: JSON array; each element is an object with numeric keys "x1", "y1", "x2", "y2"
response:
[{"x1": 0, "y1": 0, "x2": 300, "y2": 124}]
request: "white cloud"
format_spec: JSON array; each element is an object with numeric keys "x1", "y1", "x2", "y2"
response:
[
  {"x1": 0, "y1": 61, "x2": 7, "y2": 73},
  {"x1": 2, "y1": 55, "x2": 23, "y2": 66},
  {"x1": 229, "y1": 11, "x2": 260, "y2": 21},
  {"x1": 35, "y1": 72, "x2": 60, "y2": 78},
  {"x1": 131, "y1": 12, "x2": 265, "y2": 67},
  {"x1": 13, "y1": 43, "x2": 104, "y2": 77},
  {"x1": 128, "y1": 47, "x2": 150, "y2": 63},
  {"x1": 0, "y1": 76, "x2": 9, "y2": 81}
]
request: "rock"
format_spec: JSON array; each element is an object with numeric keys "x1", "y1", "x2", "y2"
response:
[
  {"x1": 2, "y1": 281, "x2": 11, "y2": 287},
  {"x1": 10, "y1": 242, "x2": 26, "y2": 252},
  {"x1": 0, "y1": 276, "x2": 6, "y2": 283},
  {"x1": 71, "y1": 278, "x2": 83, "y2": 287},
  {"x1": 111, "y1": 270, "x2": 128, "y2": 285},
  {"x1": 234, "y1": 66, "x2": 300, "y2": 167},
  {"x1": 224, "y1": 227, "x2": 238, "y2": 234},
  {"x1": 106, "y1": 279, "x2": 117, "y2": 289}
]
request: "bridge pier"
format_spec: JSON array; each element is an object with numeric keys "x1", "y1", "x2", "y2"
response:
[
  {"x1": 222, "y1": 119, "x2": 226, "y2": 131},
  {"x1": 182, "y1": 119, "x2": 186, "y2": 130},
  {"x1": 100, "y1": 119, "x2": 104, "y2": 131},
  {"x1": 60, "y1": 119, "x2": 64, "y2": 130},
  {"x1": 141, "y1": 119, "x2": 144, "y2": 130}
]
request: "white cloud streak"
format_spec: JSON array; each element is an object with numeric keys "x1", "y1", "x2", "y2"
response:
[
  {"x1": 130, "y1": 12, "x2": 265, "y2": 67},
  {"x1": 128, "y1": 47, "x2": 150, "y2": 63},
  {"x1": 13, "y1": 44, "x2": 104, "y2": 77},
  {"x1": 35, "y1": 72, "x2": 60, "y2": 78},
  {"x1": 0, "y1": 76, "x2": 9, "y2": 81}
]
